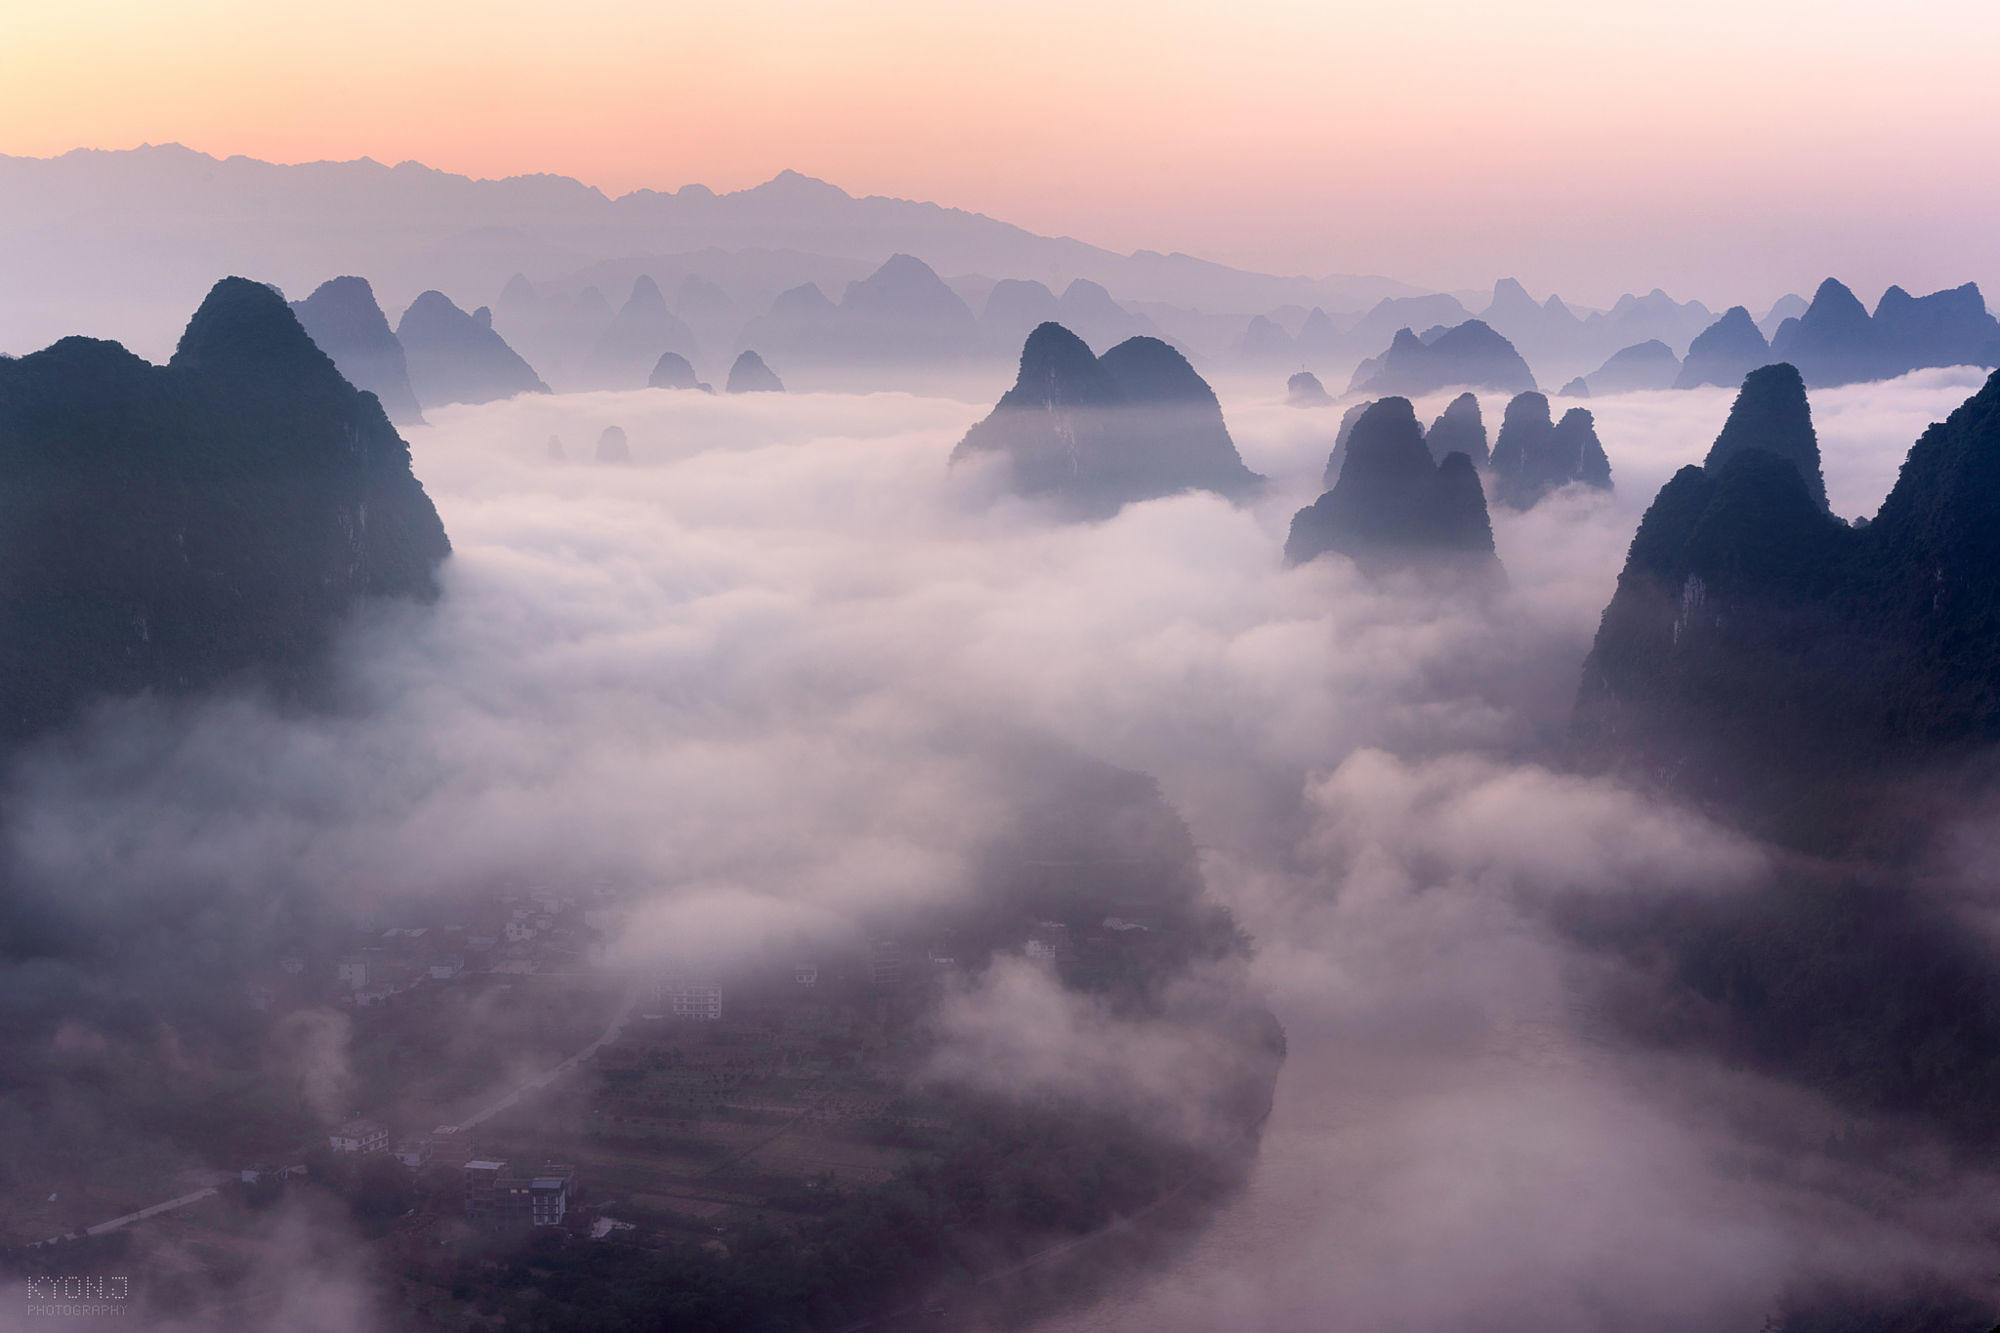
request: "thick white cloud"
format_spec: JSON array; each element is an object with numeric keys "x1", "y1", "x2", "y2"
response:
[{"x1": 4, "y1": 368, "x2": 1990, "y2": 1330}]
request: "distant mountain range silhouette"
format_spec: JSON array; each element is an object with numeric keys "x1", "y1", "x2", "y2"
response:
[
  {"x1": 1349, "y1": 320, "x2": 1538, "y2": 397},
  {"x1": 289, "y1": 276, "x2": 424, "y2": 424},
  {"x1": 1770, "y1": 279, "x2": 2000, "y2": 387}
]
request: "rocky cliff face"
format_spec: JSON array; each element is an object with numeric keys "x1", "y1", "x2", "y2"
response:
[
  {"x1": 289, "y1": 276, "x2": 424, "y2": 425},
  {"x1": 1573, "y1": 366, "x2": 2000, "y2": 825},
  {"x1": 952, "y1": 322, "x2": 1262, "y2": 516},
  {"x1": 1285, "y1": 396, "x2": 1499, "y2": 577},
  {"x1": 0, "y1": 277, "x2": 451, "y2": 742}
]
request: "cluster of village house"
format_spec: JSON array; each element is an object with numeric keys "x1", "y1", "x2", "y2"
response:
[
  {"x1": 244, "y1": 888, "x2": 630, "y2": 1013},
  {"x1": 324, "y1": 1117, "x2": 577, "y2": 1229}
]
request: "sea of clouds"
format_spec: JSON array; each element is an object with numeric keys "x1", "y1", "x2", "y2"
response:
[{"x1": 5, "y1": 364, "x2": 1995, "y2": 1331}]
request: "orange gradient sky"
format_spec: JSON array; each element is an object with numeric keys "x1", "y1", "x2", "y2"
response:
[{"x1": 6, "y1": 0, "x2": 2000, "y2": 303}]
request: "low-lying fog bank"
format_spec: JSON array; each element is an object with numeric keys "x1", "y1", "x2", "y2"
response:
[{"x1": 6, "y1": 367, "x2": 1993, "y2": 1330}]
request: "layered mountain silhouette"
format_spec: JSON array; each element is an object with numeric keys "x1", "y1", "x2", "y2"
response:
[
  {"x1": 727, "y1": 350, "x2": 784, "y2": 393},
  {"x1": 397, "y1": 291, "x2": 549, "y2": 408},
  {"x1": 289, "y1": 276, "x2": 424, "y2": 425},
  {"x1": 1488, "y1": 393, "x2": 1612, "y2": 509},
  {"x1": 584, "y1": 275, "x2": 698, "y2": 389},
  {"x1": 837, "y1": 253, "x2": 982, "y2": 359},
  {"x1": 1581, "y1": 290, "x2": 1713, "y2": 360},
  {"x1": 1574, "y1": 364, "x2": 2000, "y2": 825},
  {"x1": 492, "y1": 275, "x2": 613, "y2": 391},
  {"x1": 1758, "y1": 294, "x2": 1809, "y2": 340},
  {"x1": 1476, "y1": 281, "x2": 1714, "y2": 385},
  {"x1": 952, "y1": 322, "x2": 1262, "y2": 516},
  {"x1": 1675, "y1": 306, "x2": 1771, "y2": 389},
  {"x1": 1350, "y1": 320, "x2": 1537, "y2": 397},
  {"x1": 976, "y1": 276, "x2": 1160, "y2": 362},
  {"x1": 1338, "y1": 294, "x2": 1474, "y2": 364},
  {"x1": 737, "y1": 254, "x2": 982, "y2": 373},
  {"x1": 1477, "y1": 278, "x2": 1585, "y2": 374},
  {"x1": 982, "y1": 278, "x2": 1062, "y2": 354},
  {"x1": 1240, "y1": 315, "x2": 1295, "y2": 361},
  {"x1": 1055, "y1": 279, "x2": 1154, "y2": 350},
  {"x1": 0, "y1": 277, "x2": 450, "y2": 743},
  {"x1": 1771, "y1": 279, "x2": 2000, "y2": 387},
  {"x1": 1285, "y1": 397, "x2": 1499, "y2": 577},
  {"x1": 0, "y1": 147, "x2": 1429, "y2": 363}
]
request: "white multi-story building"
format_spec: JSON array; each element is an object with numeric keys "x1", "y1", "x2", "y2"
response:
[
  {"x1": 329, "y1": 1119, "x2": 389, "y2": 1154},
  {"x1": 653, "y1": 970, "x2": 723, "y2": 1021}
]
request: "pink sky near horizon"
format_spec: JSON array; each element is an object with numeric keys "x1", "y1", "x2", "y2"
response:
[{"x1": 6, "y1": 0, "x2": 1999, "y2": 307}]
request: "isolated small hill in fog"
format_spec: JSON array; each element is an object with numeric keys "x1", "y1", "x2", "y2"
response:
[
  {"x1": 727, "y1": 349, "x2": 784, "y2": 393},
  {"x1": 595, "y1": 425, "x2": 631, "y2": 463},
  {"x1": 0, "y1": 277, "x2": 449, "y2": 742},
  {"x1": 289, "y1": 276, "x2": 424, "y2": 424},
  {"x1": 1574, "y1": 362, "x2": 2000, "y2": 823},
  {"x1": 647, "y1": 351, "x2": 708, "y2": 391},
  {"x1": 1488, "y1": 393, "x2": 1611, "y2": 509},
  {"x1": 1285, "y1": 396, "x2": 1498, "y2": 576},
  {"x1": 1350, "y1": 320, "x2": 1537, "y2": 397},
  {"x1": 1286, "y1": 370, "x2": 1333, "y2": 406},
  {"x1": 1425, "y1": 392, "x2": 1489, "y2": 467},
  {"x1": 396, "y1": 290, "x2": 549, "y2": 408},
  {"x1": 953, "y1": 321, "x2": 1261, "y2": 517},
  {"x1": 1675, "y1": 306, "x2": 1771, "y2": 389},
  {"x1": 1577, "y1": 339, "x2": 1681, "y2": 395}
]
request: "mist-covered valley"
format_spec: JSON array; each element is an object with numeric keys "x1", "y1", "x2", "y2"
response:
[{"x1": 6, "y1": 315, "x2": 1999, "y2": 1329}]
